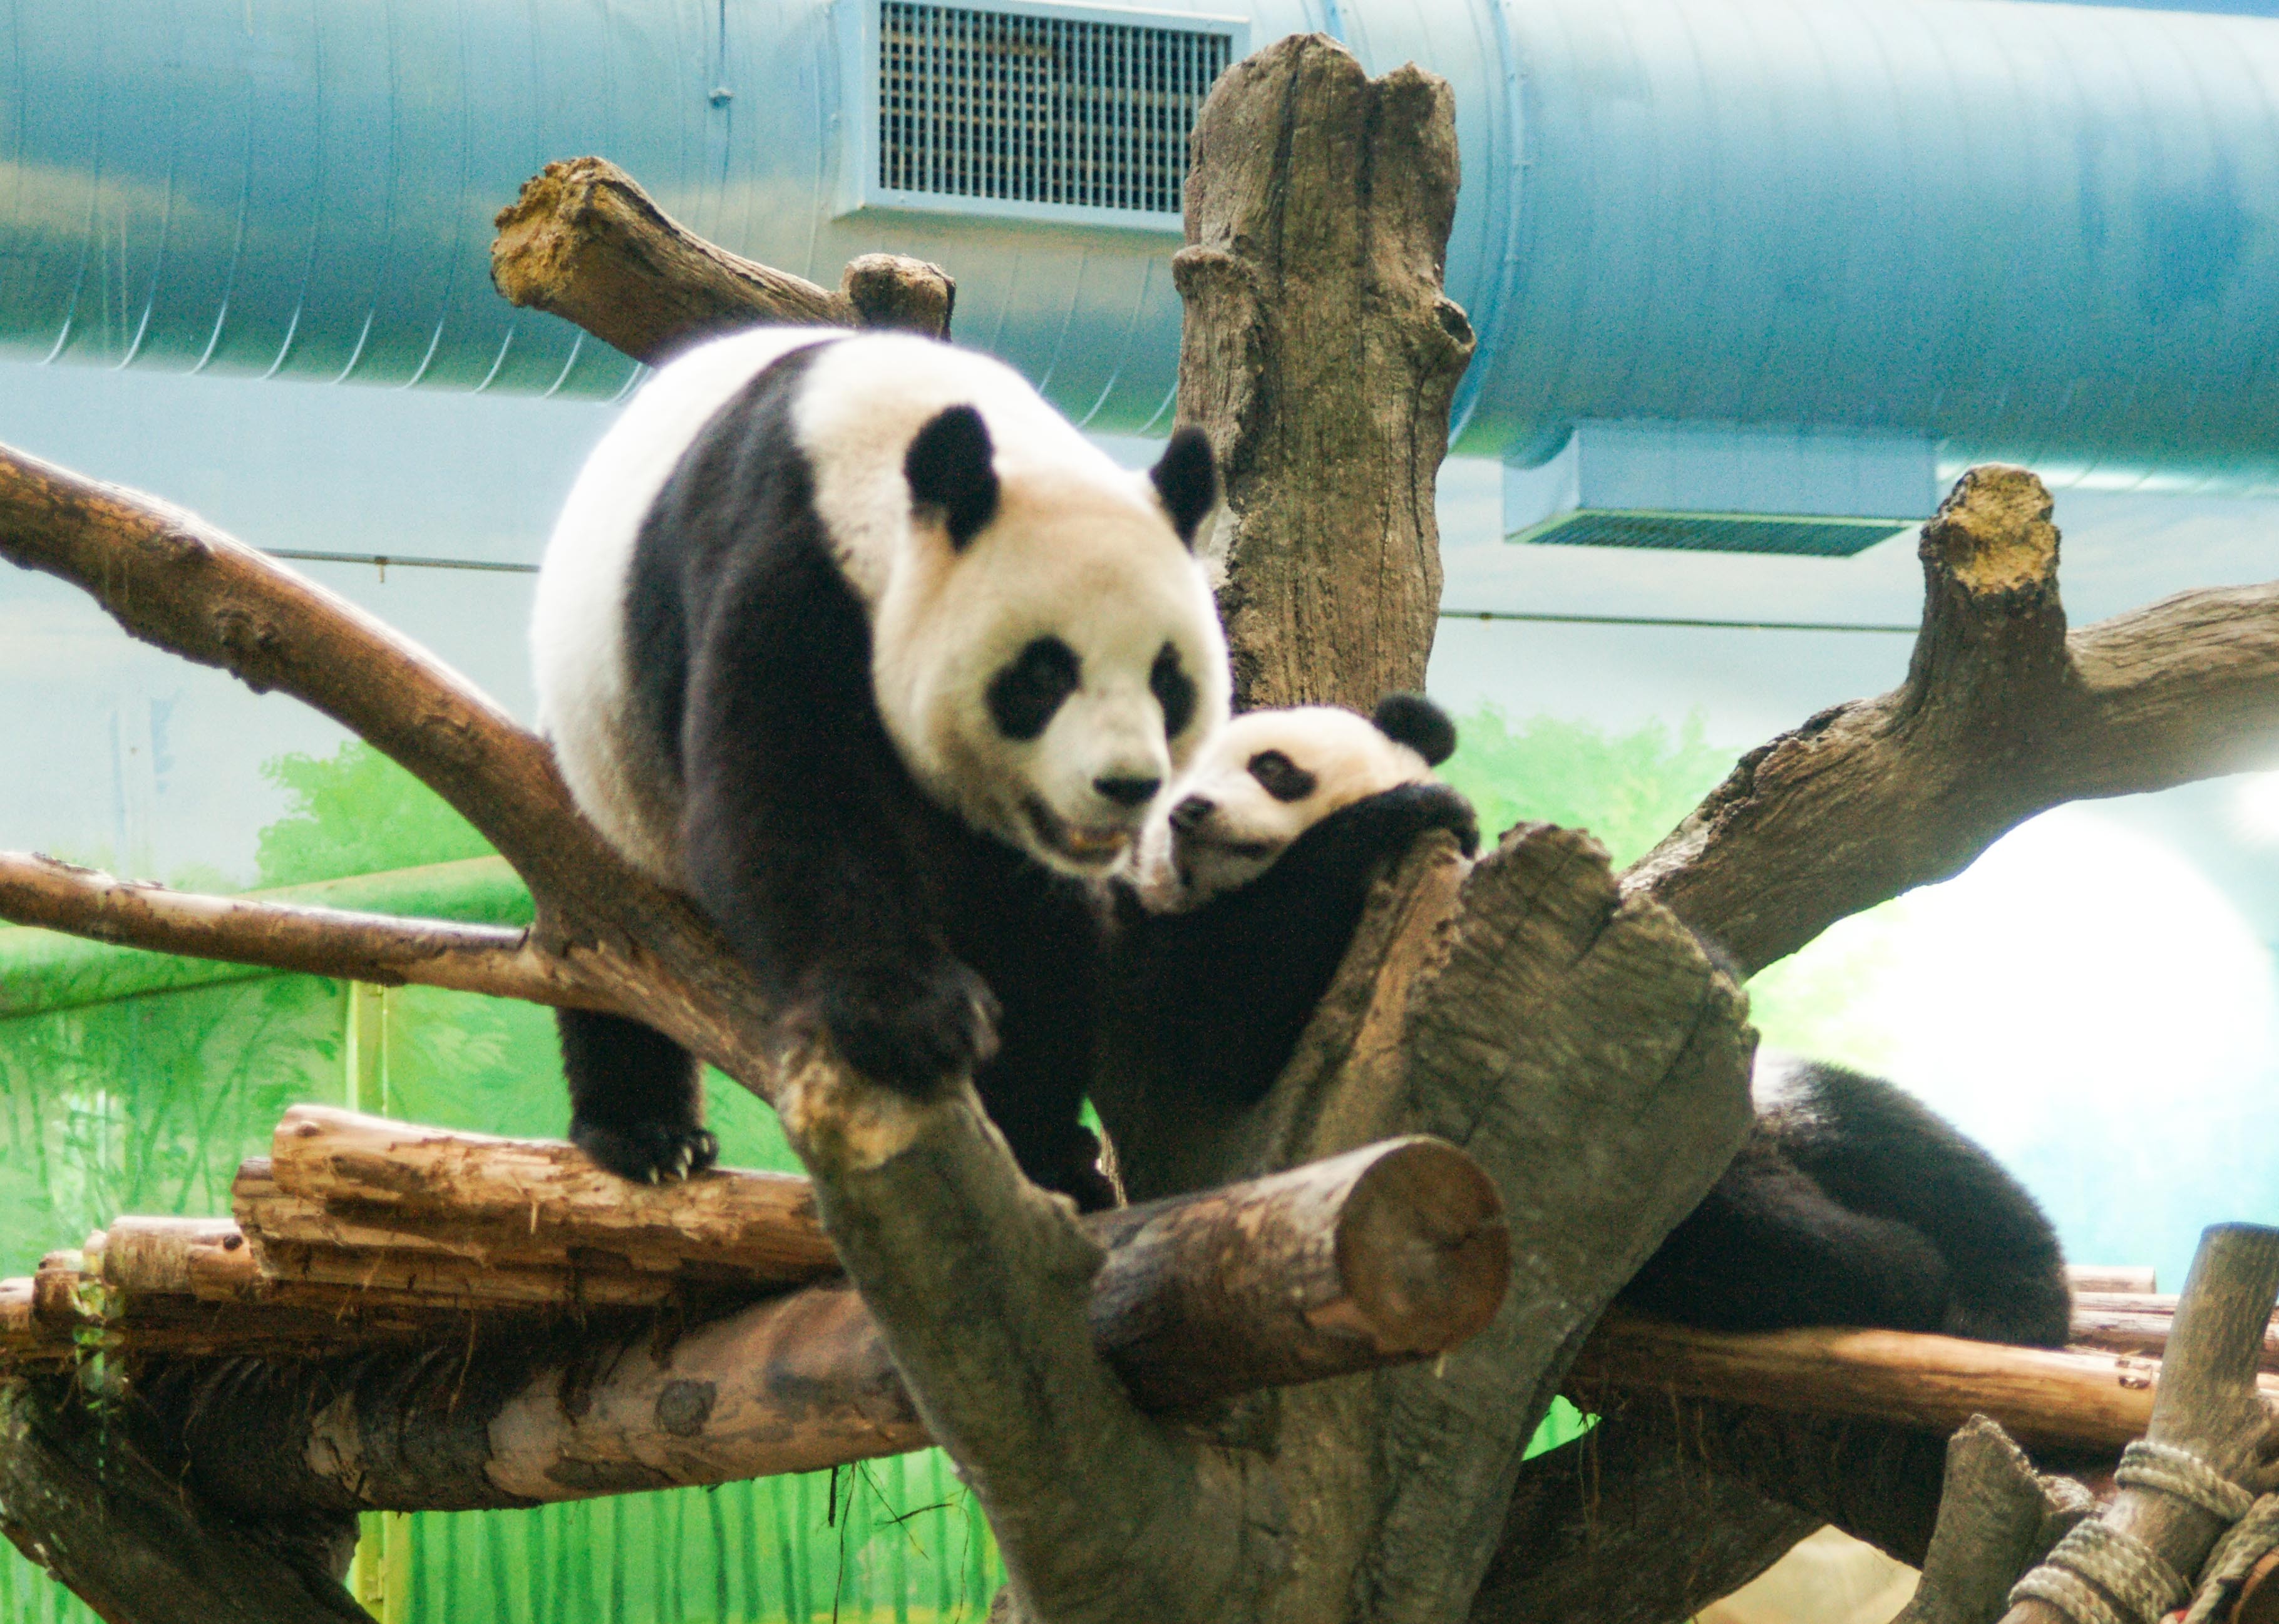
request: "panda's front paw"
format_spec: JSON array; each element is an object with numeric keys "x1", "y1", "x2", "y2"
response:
[
  {"x1": 814, "y1": 957, "x2": 1001, "y2": 1094},
  {"x1": 574, "y1": 1119, "x2": 721, "y2": 1185}
]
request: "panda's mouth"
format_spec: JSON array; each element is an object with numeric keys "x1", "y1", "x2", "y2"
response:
[{"x1": 1022, "y1": 796, "x2": 1132, "y2": 868}]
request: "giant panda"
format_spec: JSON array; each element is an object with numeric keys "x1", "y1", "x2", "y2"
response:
[
  {"x1": 1108, "y1": 693, "x2": 2072, "y2": 1346},
  {"x1": 532, "y1": 326, "x2": 1229, "y2": 1206}
]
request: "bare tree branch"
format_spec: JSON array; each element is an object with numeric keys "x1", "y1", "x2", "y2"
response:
[
  {"x1": 1628, "y1": 466, "x2": 2279, "y2": 975},
  {"x1": 0, "y1": 851, "x2": 583, "y2": 1005},
  {"x1": 0, "y1": 438, "x2": 783, "y2": 1092},
  {"x1": 491, "y1": 157, "x2": 955, "y2": 364}
]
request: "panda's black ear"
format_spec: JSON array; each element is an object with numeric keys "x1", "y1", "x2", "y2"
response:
[
  {"x1": 1150, "y1": 426, "x2": 1218, "y2": 548},
  {"x1": 906, "y1": 404, "x2": 1000, "y2": 549},
  {"x1": 1373, "y1": 692, "x2": 1456, "y2": 766}
]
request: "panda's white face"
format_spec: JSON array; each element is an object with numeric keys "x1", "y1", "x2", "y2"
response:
[
  {"x1": 875, "y1": 466, "x2": 1230, "y2": 876},
  {"x1": 1129, "y1": 706, "x2": 1434, "y2": 911}
]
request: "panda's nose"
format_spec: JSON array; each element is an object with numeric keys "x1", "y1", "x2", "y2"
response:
[
  {"x1": 1168, "y1": 794, "x2": 1213, "y2": 831},
  {"x1": 1094, "y1": 774, "x2": 1162, "y2": 809}
]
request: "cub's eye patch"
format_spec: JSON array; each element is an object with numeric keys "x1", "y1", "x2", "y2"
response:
[
  {"x1": 987, "y1": 637, "x2": 1081, "y2": 741},
  {"x1": 1150, "y1": 643, "x2": 1196, "y2": 738},
  {"x1": 1247, "y1": 749, "x2": 1317, "y2": 803}
]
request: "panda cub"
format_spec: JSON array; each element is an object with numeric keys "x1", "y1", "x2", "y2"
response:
[
  {"x1": 533, "y1": 327, "x2": 1228, "y2": 1206},
  {"x1": 1114, "y1": 694, "x2": 2071, "y2": 1347},
  {"x1": 1111, "y1": 694, "x2": 1479, "y2": 1116}
]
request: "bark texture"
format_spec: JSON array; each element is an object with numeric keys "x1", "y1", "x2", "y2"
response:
[
  {"x1": 491, "y1": 157, "x2": 954, "y2": 362},
  {"x1": 1890, "y1": 1419, "x2": 2090, "y2": 1624},
  {"x1": 1174, "y1": 34, "x2": 1474, "y2": 712},
  {"x1": 1999, "y1": 1225, "x2": 2279, "y2": 1624},
  {"x1": 1568, "y1": 1313, "x2": 2273, "y2": 1454},
  {"x1": 1628, "y1": 466, "x2": 2279, "y2": 975},
  {"x1": 0, "y1": 1382, "x2": 364, "y2": 1624}
]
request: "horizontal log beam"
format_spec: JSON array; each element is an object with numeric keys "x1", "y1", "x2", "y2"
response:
[
  {"x1": 262, "y1": 1105, "x2": 841, "y2": 1282},
  {"x1": 123, "y1": 1136, "x2": 1508, "y2": 1513},
  {"x1": 1568, "y1": 1313, "x2": 2279, "y2": 1455}
]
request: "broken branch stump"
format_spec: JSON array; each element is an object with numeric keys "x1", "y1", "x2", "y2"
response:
[{"x1": 491, "y1": 157, "x2": 954, "y2": 364}]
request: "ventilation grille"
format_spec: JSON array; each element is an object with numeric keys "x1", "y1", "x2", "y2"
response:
[
  {"x1": 877, "y1": 2, "x2": 1230, "y2": 217},
  {"x1": 1522, "y1": 510, "x2": 1911, "y2": 558}
]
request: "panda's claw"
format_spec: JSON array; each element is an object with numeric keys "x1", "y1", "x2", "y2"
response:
[{"x1": 573, "y1": 1121, "x2": 721, "y2": 1186}]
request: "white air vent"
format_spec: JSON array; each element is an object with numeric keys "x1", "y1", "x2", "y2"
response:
[{"x1": 840, "y1": 0, "x2": 1245, "y2": 232}]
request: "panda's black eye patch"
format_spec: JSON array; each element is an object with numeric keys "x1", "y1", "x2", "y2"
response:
[
  {"x1": 987, "y1": 637, "x2": 1082, "y2": 741},
  {"x1": 1150, "y1": 643, "x2": 1196, "y2": 737},
  {"x1": 1247, "y1": 750, "x2": 1317, "y2": 803}
]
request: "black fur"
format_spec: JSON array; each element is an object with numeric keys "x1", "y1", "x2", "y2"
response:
[
  {"x1": 565, "y1": 344, "x2": 1109, "y2": 1205},
  {"x1": 1150, "y1": 428, "x2": 1217, "y2": 545},
  {"x1": 1109, "y1": 781, "x2": 1479, "y2": 1113},
  {"x1": 986, "y1": 637, "x2": 1081, "y2": 741},
  {"x1": 905, "y1": 404, "x2": 1000, "y2": 547},
  {"x1": 1372, "y1": 692, "x2": 1457, "y2": 766},
  {"x1": 555, "y1": 1009, "x2": 718, "y2": 1182},
  {"x1": 1622, "y1": 1058, "x2": 2072, "y2": 1347}
]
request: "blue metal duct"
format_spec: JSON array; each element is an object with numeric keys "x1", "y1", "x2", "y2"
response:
[{"x1": 5, "y1": 0, "x2": 2279, "y2": 491}]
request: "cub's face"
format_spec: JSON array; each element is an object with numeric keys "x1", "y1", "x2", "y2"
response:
[
  {"x1": 1131, "y1": 707, "x2": 1431, "y2": 912},
  {"x1": 873, "y1": 410, "x2": 1229, "y2": 877}
]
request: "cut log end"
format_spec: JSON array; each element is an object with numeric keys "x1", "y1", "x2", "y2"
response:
[
  {"x1": 1920, "y1": 464, "x2": 2059, "y2": 598},
  {"x1": 1329, "y1": 1138, "x2": 1508, "y2": 1354},
  {"x1": 838, "y1": 254, "x2": 955, "y2": 339}
]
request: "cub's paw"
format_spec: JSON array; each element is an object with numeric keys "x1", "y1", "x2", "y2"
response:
[
  {"x1": 574, "y1": 1119, "x2": 721, "y2": 1185},
  {"x1": 814, "y1": 957, "x2": 1001, "y2": 1094}
]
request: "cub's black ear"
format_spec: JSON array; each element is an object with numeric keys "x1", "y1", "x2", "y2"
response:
[
  {"x1": 1373, "y1": 692, "x2": 1456, "y2": 767},
  {"x1": 1150, "y1": 426, "x2": 1218, "y2": 548},
  {"x1": 906, "y1": 404, "x2": 1000, "y2": 548}
]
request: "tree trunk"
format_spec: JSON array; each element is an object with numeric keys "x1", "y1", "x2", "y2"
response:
[{"x1": 1174, "y1": 34, "x2": 1473, "y2": 712}]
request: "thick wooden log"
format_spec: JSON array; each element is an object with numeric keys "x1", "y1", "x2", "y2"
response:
[
  {"x1": 2069, "y1": 1290, "x2": 2279, "y2": 1371},
  {"x1": 2069, "y1": 1265, "x2": 2159, "y2": 1295},
  {"x1": 148, "y1": 1135, "x2": 1507, "y2": 1514},
  {"x1": 1568, "y1": 1313, "x2": 2279, "y2": 1455},
  {"x1": 1172, "y1": 34, "x2": 1473, "y2": 712},
  {"x1": 490, "y1": 157, "x2": 954, "y2": 365},
  {"x1": 101, "y1": 1217, "x2": 255, "y2": 1302},
  {"x1": 262, "y1": 1105, "x2": 840, "y2": 1282},
  {"x1": 1092, "y1": 1134, "x2": 1505, "y2": 1409}
]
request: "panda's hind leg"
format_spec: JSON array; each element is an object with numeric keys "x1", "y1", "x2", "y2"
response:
[{"x1": 557, "y1": 1008, "x2": 720, "y2": 1183}]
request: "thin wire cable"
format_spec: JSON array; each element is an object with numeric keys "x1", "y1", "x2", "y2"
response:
[
  {"x1": 1441, "y1": 607, "x2": 1918, "y2": 634},
  {"x1": 255, "y1": 551, "x2": 1924, "y2": 634}
]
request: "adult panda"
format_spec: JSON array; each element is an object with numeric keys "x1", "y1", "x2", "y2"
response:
[
  {"x1": 1109, "y1": 694, "x2": 2072, "y2": 1346},
  {"x1": 533, "y1": 327, "x2": 1228, "y2": 1206}
]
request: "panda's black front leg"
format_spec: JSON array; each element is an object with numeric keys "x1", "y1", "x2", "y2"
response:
[
  {"x1": 558, "y1": 1007, "x2": 719, "y2": 1183},
  {"x1": 681, "y1": 539, "x2": 999, "y2": 1096}
]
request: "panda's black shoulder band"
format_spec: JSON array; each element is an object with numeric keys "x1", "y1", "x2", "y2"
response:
[{"x1": 1372, "y1": 692, "x2": 1458, "y2": 766}]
